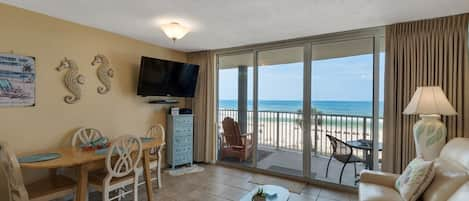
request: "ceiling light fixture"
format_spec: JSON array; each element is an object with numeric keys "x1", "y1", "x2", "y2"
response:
[{"x1": 161, "y1": 22, "x2": 189, "y2": 42}]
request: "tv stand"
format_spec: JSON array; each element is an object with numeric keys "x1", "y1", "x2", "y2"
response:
[{"x1": 148, "y1": 99, "x2": 179, "y2": 104}]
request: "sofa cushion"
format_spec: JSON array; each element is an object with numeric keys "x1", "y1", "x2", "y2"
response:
[
  {"x1": 395, "y1": 158, "x2": 435, "y2": 201},
  {"x1": 359, "y1": 183, "x2": 403, "y2": 201},
  {"x1": 447, "y1": 181, "x2": 469, "y2": 201},
  {"x1": 423, "y1": 158, "x2": 468, "y2": 201},
  {"x1": 439, "y1": 138, "x2": 469, "y2": 170},
  {"x1": 360, "y1": 170, "x2": 400, "y2": 188}
]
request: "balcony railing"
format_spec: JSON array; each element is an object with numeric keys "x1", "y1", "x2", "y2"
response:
[{"x1": 218, "y1": 109, "x2": 383, "y2": 158}]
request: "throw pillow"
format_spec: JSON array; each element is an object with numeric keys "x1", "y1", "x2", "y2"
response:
[{"x1": 395, "y1": 158, "x2": 435, "y2": 201}]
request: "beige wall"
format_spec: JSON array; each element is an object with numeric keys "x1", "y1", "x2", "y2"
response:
[{"x1": 0, "y1": 4, "x2": 187, "y2": 181}]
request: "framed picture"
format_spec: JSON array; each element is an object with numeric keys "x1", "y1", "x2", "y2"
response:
[{"x1": 0, "y1": 53, "x2": 36, "y2": 107}]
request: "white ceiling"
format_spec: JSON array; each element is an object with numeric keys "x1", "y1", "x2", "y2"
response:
[{"x1": 1, "y1": 0, "x2": 469, "y2": 52}]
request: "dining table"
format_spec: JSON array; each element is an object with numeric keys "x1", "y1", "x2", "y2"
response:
[{"x1": 18, "y1": 138, "x2": 163, "y2": 201}]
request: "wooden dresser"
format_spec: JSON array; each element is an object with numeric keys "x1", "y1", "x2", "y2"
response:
[{"x1": 166, "y1": 114, "x2": 193, "y2": 169}]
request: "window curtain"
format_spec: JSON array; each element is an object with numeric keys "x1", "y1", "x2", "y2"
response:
[
  {"x1": 187, "y1": 51, "x2": 217, "y2": 163},
  {"x1": 382, "y1": 13, "x2": 469, "y2": 173}
]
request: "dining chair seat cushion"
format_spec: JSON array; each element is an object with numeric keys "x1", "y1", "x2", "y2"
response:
[
  {"x1": 88, "y1": 170, "x2": 135, "y2": 189},
  {"x1": 334, "y1": 154, "x2": 363, "y2": 163},
  {"x1": 26, "y1": 175, "x2": 75, "y2": 201}
]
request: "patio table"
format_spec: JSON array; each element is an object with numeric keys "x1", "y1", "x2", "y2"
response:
[{"x1": 346, "y1": 139, "x2": 382, "y2": 170}]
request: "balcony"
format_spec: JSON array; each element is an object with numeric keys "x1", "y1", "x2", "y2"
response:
[{"x1": 218, "y1": 109, "x2": 382, "y2": 186}]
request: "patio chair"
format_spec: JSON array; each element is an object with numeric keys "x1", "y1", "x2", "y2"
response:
[
  {"x1": 325, "y1": 134, "x2": 365, "y2": 184},
  {"x1": 220, "y1": 117, "x2": 253, "y2": 161}
]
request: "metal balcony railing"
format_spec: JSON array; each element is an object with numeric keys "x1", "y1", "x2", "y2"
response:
[{"x1": 218, "y1": 109, "x2": 383, "y2": 158}]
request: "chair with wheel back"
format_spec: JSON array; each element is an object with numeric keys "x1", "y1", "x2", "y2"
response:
[
  {"x1": 71, "y1": 127, "x2": 104, "y2": 147},
  {"x1": 325, "y1": 134, "x2": 365, "y2": 184},
  {"x1": 0, "y1": 142, "x2": 76, "y2": 201},
  {"x1": 137, "y1": 124, "x2": 166, "y2": 188},
  {"x1": 88, "y1": 135, "x2": 143, "y2": 201}
]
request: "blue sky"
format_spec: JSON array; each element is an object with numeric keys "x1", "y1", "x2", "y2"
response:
[{"x1": 219, "y1": 54, "x2": 385, "y2": 101}]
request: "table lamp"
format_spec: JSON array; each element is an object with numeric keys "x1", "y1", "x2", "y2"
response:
[{"x1": 403, "y1": 86, "x2": 457, "y2": 160}]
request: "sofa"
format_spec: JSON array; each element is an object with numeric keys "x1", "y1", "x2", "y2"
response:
[{"x1": 359, "y1": 137, "x2": 469, "y2": 201}]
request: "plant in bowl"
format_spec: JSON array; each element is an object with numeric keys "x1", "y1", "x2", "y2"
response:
[{"x1": 252, "y1": 188, "x2": 267, "y2": 201}]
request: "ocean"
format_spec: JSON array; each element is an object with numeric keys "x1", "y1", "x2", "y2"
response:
[{"x1": 219, "y1": 100, "x2": 384, "y2": 117}]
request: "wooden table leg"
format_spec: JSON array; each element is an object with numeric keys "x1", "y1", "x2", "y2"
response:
[
  {"x1": 143, "y1": 150, "x2": 154, "y2": 201},
  {"x1": 49, "y1": 168, "x2": 57, "y2": 178},
  {"x1": 75, "y1": 164, "x2": 88, "y2": 201}
]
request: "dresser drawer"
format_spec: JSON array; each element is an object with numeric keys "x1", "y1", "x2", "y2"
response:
[
  {"x1": 174, "y1": 146, "x2": 192, "y2": 154},
  {"x1": 173, "y1": 152, "x2": 192, "y2": 165},
  {"x1": 174, "y1": 127, "x2": 192, "y2": 136},
  {"x1": 174, "y1": 135, "x2": 192, "y2": 144},
  {"x1": 173, "y1": 116, "x2": 193, "y2": 125}
]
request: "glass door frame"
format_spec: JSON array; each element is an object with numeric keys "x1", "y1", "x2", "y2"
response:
[
  {"x1": 215, "y1": 50, "x2": 258, "y2": 167},
  {"x1": 214, "y1": 27, "x2": 384, "y2": 186}
]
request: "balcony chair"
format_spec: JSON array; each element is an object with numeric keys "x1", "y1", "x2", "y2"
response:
[
  {"x1": 88, "y1": 135, "x2": 143, "y2": 201},
  {"x1": 0, "y1": 142, "x2": 76, "y2": 201},
  {"x1": 71, "y1": 127, "x2": 105, "y2": 148},
  {"x1": 220, "y1": 117, "x2": 253, "y2": 162},
  {"x1": 137, "y1": 124, "x2": 166, "y2": 188},
  {"x1": 325, "y1": 134, "x2": 365, "y2": 184}
]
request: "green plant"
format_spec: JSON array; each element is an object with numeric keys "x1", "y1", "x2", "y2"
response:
[
  {"x1": 252, "y1": 188, "x2": 267, "y2": 201},
  {"x1": 295, "y1": 108, "x2": 323, "y2": 128}
]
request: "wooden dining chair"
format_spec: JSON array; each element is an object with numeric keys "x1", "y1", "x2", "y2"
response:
[
  {"x1": 325, "y1": 135, "x2": 365, "y2": 184},
  {"x1": 137, "y1": 124, "x2": 165, "y2": 188},
  {"x1": 0, "y1": 164, "x2": 11, "y2": 201},
  {"x1": 0, "y1": 142, "x2": 76, "y2": 201},
  {"x1": 71, "y1": 127, "x2": 104, "y2": 147},
  {"x1": 88, "y1": 135, "x2": 143, "y2": 201}
]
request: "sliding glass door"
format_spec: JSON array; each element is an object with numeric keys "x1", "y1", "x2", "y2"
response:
[
  {"x1": 217, "y1": 52, "x2": 254, "y2": 167},
  {"x1": 256, "y1": 46, "x2": 304, "y2": 176},
  {"x1": 309, "y1": 38, "x2": 374, "y2": 186},
  {"x1": 216, "y1": 28, "x2": 384, "y2": 188}
]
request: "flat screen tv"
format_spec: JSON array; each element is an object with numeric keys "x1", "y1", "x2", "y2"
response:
[{"x1": 137, "y1": 56, "x2": 199, "y2": 97}]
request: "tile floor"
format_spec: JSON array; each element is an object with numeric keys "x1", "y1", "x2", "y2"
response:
[
  {"x1": 219, "y1": 146, "x2": 367, "y2": 187},
  {"x1": 125, "y1": 164, "x2": 359, "y2": 201},
  {"x1": 256, "y1": 148, "x2": 366, "y2": 187}
]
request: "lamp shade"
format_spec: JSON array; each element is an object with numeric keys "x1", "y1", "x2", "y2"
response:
[
  {"x1": 403, "y1": 86, "x2": 457, "y2": 115},
  {"x1": 161, "y1": 22, "x2": 189, "y2": 41}
]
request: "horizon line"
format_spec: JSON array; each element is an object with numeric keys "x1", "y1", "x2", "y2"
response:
[{"x1": 219, "y1": 99, "x2": 385, "y2": 102}]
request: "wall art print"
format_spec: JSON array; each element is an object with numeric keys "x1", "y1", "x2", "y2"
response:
[{"x1": 0, "y1": 53, "x2": 35, "y2": 107}]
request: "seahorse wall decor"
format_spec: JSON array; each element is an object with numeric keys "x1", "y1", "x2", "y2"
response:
[
  {"x1": 56, "y1": 57, "x2": 85, "y2": 104},
  {"x1": 91, "y1": 54, "x2": 113, "y2": 94}
]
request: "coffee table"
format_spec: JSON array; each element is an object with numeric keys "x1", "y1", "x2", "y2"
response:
[{"x1": 240, "y1": 185, "x2": 289, "y2": 201}]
